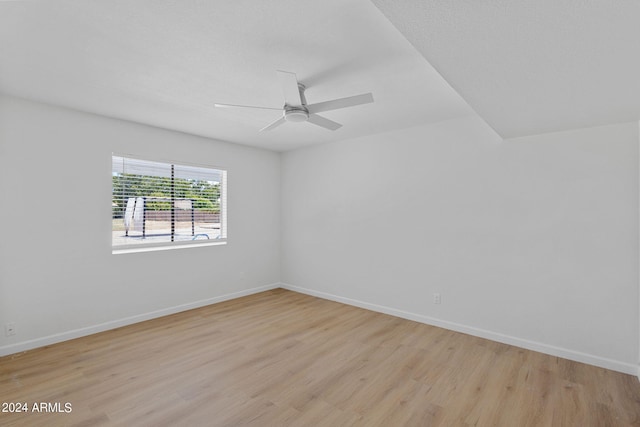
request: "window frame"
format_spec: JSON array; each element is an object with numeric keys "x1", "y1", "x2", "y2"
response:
[{"x1": 111, "y1": 153, "x2": 227, "y2": 254}]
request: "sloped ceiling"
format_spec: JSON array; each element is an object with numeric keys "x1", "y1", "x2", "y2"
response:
[
  {"x1": 372, "y1": 0, "x2": 640, "y2": 138},
  {"x1": 3, "y1": 1, "x2": 637, "y2": 147},
  {"x1": 0, "y1": 0, "x2": 473, "y2": 151}
]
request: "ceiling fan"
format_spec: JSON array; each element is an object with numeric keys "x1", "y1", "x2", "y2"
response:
[{"x1": 214, "y1": 70, "x2": 374, "y2": 131}]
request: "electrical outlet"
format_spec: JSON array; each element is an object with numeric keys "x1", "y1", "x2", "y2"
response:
[
  {"x1": 433, "y1": 293, "x2": 441, "y2": 305},
  {"x1": 5, "y1": 322, "x2": 16, "y2": 336}
]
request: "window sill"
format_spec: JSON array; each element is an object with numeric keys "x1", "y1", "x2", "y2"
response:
[{"x1": 112, "y1": 240, "x2": 227, "y2": 255}]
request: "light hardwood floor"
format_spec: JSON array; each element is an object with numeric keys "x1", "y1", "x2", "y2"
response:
[{"x1": 1, "y1": 289, "x2": 640, "y2": 426}]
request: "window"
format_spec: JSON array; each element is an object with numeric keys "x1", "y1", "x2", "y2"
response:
[{"x1": 112, "y1": 155, "x2": 227, "y2": 253}]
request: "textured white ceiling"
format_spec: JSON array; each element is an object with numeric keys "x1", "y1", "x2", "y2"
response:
[
  {"x1": 372, "y1": 0, "x2": 640, "y2": 138},
  {"x1": 0, "y1": 0, "x2": 473, "y2": 151}
]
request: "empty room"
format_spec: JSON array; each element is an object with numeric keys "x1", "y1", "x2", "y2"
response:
[{"x1": 1, "y1": 0, "x2": 640, "y2": 426}]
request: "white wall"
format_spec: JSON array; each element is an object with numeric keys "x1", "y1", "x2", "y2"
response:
[
  {"x1": 0, "y1": 95, "x2": 281, "y2": 354},
  {"x1": 281, "y1": 116, "x2": 639, "y2": 374}
]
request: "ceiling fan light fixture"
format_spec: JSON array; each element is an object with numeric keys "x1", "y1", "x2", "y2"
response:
[
  {"x1": 216, "y1": 70, "x2": 374, "y2": 131},
  {"x1": 284, "y1": 107, "x2": 309, "y2": 123}
]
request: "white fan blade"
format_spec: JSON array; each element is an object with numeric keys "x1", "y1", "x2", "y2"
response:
[
  {"x1": 215, "y1": 103, "x2": 281, "y2": 111},
  {"x1": 260, "y1": 116, "x2": 286, "y2": 132},
  {"x1": 307, "y1": 114, "x2": 342, "y2": 131},
  {"x1": 277, "y1": 70, "x2": 302, "y2": 106},
  {"x1": 307, "y1": 93, "x2": 374, "y2": 114}
]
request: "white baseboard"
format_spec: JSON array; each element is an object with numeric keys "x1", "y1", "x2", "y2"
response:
[
  {"x1": 0, "y1": 283, "x2": 280, "y2": 357},
  {"x1": 280, "y1": 283, "x2": 638, "y2": 376}
]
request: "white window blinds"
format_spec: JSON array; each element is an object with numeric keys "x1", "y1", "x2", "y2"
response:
[{"x1": 112, "y1": 155, "x2": 227, "y2": 251}]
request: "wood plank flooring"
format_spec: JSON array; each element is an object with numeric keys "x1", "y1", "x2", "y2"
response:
[{"x1": 1, "y1": 288, "x2": 640, "y2": 426}]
